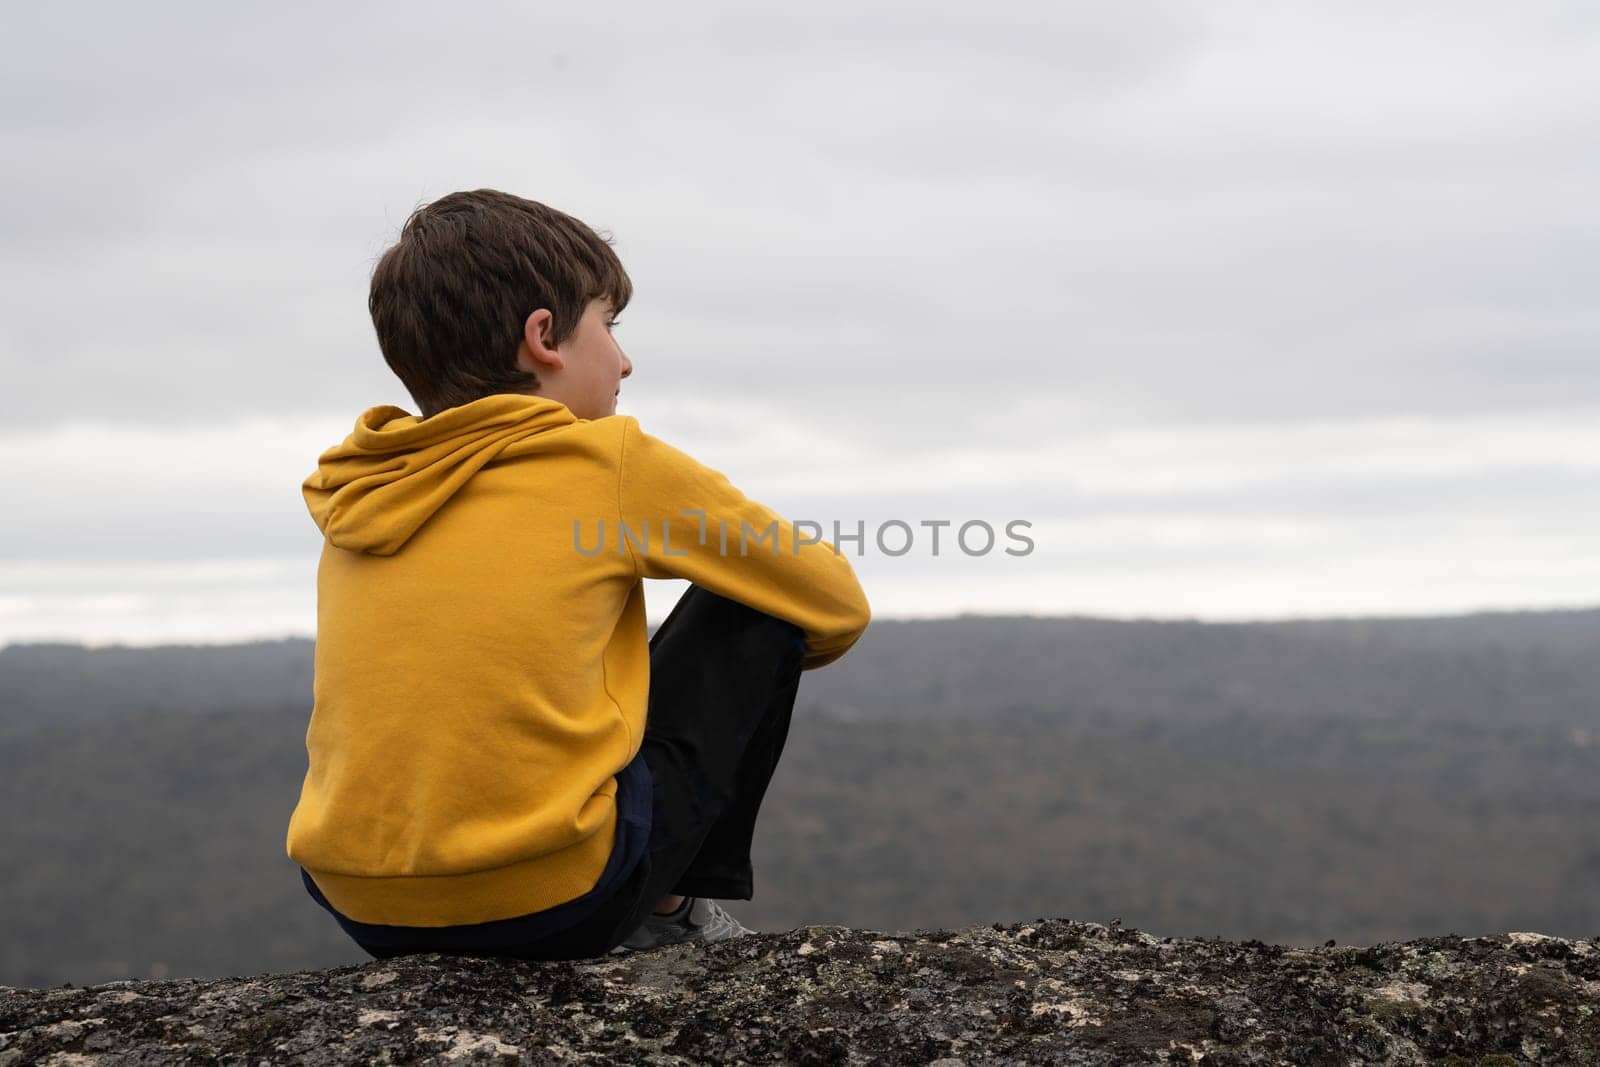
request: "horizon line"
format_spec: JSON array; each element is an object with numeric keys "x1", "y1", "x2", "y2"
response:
[{"x1": 4, "y1": 600, "x2": 1596, "y2": 654}]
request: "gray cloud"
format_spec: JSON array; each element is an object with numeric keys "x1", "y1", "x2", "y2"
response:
[
  {"x1": 3, "y1": 1, "x2": 1598, "y2": 640},
  {"x1": 5, "y1": 0, "x2": 1596, "y2": 437}
]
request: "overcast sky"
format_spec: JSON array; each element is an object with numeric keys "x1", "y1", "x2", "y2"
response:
[{"x1": 3, "y1": 1, "x2": 1597, "y2": 647}]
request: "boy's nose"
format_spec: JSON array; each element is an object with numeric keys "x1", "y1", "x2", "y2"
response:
[{"x1": 620, "y1": 352, "x2": 633, "y2": 378}]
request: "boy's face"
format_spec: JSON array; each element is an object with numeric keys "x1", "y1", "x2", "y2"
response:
[{"x1": 517, "y1": 297, "x2": 632, "y2": 420}]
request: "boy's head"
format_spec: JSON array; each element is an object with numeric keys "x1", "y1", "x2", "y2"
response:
[{"x1": 369, "y1": 188, "x2": 633, "y2": 420}]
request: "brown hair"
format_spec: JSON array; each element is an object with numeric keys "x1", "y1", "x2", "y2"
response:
[{"x1": 368, "y1": 189, "x2": 633, "y2": 418}]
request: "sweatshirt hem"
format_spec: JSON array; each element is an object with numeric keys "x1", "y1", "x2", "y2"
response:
[{"x1": 301, "y1": 804, "x2": 619, "y2": 928}]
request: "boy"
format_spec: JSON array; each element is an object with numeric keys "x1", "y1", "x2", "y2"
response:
[{"x1": 285, "y1": 189, "x2": 871, "y2": 961}]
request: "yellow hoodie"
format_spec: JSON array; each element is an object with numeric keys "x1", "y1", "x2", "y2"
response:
[{"x1": 285, "y1": 393, "x2": 871, "y2": 927}]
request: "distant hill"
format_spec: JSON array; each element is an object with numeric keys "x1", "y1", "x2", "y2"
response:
[{"x1": 3, "y1": 605, "x2": 1598, "y2": 988}]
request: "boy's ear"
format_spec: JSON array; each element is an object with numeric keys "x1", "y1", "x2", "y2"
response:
[{"x1": 521, "y1": 308, "x2": 564, "y2": 370}]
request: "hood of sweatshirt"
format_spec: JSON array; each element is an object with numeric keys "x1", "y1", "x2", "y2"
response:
[{"x1": 302, "y1": 394, "x2": 579, "y2": 556}]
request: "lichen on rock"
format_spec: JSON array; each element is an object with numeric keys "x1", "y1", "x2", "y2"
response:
[{"x1": 2, "y1": 918, "x2": 1598, "y2": 1064}]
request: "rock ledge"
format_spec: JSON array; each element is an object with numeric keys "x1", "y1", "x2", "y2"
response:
[{"x1": 3, "y1": 919, "x2": 1598, "y2": 1065}]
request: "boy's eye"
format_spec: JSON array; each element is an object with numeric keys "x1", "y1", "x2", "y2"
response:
[{"x1": 606, "y1": 319, "x2": 622, "y2": 330}]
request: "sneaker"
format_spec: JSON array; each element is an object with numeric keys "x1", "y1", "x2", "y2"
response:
[{"x1": 607, "y1": 896, "x2": 753, "y2": 955}]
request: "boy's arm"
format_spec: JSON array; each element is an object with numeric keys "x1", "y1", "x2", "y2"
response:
[{"x1": 615, "y1": 416, "x2": 871, "y2": 670}]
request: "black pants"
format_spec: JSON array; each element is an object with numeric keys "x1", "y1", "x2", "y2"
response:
[{"x1": 353, "y1": 584, "x2": 805, "y2": 962}]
